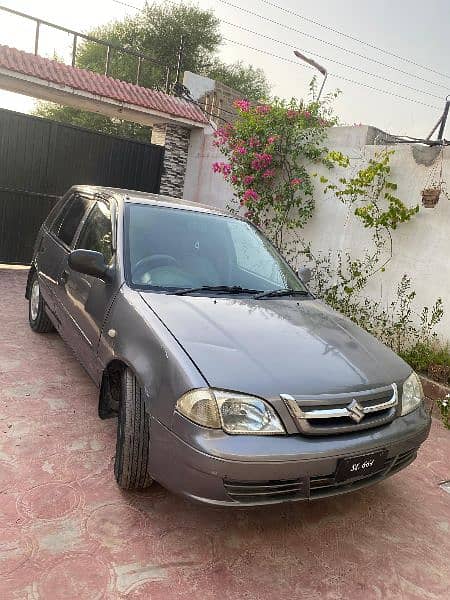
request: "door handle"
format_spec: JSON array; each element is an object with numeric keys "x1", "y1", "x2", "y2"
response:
[{"x1": 58, "y1": 270, "x2": 69, "y2": 285}]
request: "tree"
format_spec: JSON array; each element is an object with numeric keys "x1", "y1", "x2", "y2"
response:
[
  {"x1": 34, "y1": 2, "x2": 270, "y2": 139},
  {"x1": 207, "y1": 59, "x2": 270, "y2": 101},
  {"x1": 33, "y1": 103, "x2": 152, "y2": 141}
]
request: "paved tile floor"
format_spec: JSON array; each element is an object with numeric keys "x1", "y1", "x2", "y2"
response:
[{"x1": 0, "y1": 267, "x2": 449, "y2": 600}]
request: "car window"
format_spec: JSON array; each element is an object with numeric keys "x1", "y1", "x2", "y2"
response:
[
  {"x1": 51, "y1": 195, "x2": 72, "y2": 237},
  {"x1": 227, "y1": 219, "x2": 286, "y2": 286},
  {"x1": 56, "y1": 195, "x2": 91, "y2": 247},
  {"x1": 76, "y1": 201, "x2": 113, "y2": 263},
  {"x1": 44, "y1": 197, "x2": 65, "y2": 230},
  {"x1": 126, "y1": 203, "x2": 304, "y2": 292}
]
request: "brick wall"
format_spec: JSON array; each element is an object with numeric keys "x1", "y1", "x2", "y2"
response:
[
  {"x1": 199, "y1": 80, "x2": 239, "y2": 124},
  {"x1": 183, "y1": 72, "x2": 240, "y2": 125},
  {"x1": 151, "y1": 123, "x2": 191, "y2": 198}
]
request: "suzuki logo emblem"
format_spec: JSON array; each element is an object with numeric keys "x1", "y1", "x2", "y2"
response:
[{"x1": 347, "y1": 399, "x2": 365, "y2": 423}]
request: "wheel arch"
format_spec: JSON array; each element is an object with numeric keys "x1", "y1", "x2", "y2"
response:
[
  {"x1": 98, "y1": 358, "x2": 129, "y2": 419},
  {"x1": 25, "y1": 265, "x2": 36, "y2": 300}
]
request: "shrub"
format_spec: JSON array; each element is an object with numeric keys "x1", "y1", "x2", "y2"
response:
[{"x1": 400, "y1": 342, "x2": 450, "y2": 377}]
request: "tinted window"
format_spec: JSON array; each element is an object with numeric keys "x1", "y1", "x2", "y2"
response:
[
  {"x1": 57, "y1": 195, "x2": 91, "y2": 247},
  {"x1": 51, "y1": 196, "x2": 72, "y2": 237},
  {"x1": 44, "y1": 197, "x2": 65, "y2": 230},
  {"x1": 126, "y1": 203, "x2": 304, "y2": 293},
  {"x1": 76, "y1": 202, "x2": 113, "y2": 263}
]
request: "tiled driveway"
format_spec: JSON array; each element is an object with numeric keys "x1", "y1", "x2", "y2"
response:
[{"x1": 1, "y1": 267, "x2": 449, "y2": 600}]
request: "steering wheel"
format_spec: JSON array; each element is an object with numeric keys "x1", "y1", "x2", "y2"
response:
[{"x1": 132, "y1": 254, "x2": 178, "y2": 283}]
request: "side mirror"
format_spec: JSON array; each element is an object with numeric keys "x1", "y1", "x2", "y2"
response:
[
  {"x1": 297, "y1": 266, "x2": 311, "y2": 284},
  {"x1": 68, "y1": 250, "x2": 111, "y2": 281}
]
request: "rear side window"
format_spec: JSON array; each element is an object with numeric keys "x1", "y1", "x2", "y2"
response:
[
  {"x1": 57, "y1": 195, "x2": 91, "y2": 247},
  {"x1": 44, "y1": 197, "x2": 65, "y2": 230},
  {"x1": 76, "y1": 202, "x2": 113, "y2": 263}
]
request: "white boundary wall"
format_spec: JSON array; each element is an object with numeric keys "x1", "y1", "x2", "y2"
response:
[{"x1": 184, "y1": 125, "x2": 450, "y2": 339}]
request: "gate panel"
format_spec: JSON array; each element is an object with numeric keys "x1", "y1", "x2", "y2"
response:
[{"x1": 0, "y1": 108, "x2": 164, "y2": 263}]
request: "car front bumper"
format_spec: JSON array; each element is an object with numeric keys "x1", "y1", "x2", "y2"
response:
[{"x1": 148, "y1": 405, "x2": 431, "y2": 506}]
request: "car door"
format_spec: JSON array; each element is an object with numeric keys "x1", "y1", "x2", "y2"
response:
[
  {"x1": 57, "y1": 198, "x2": 116, "y2": 380},
  {"x1": 37, "y1": 193, "x2": 91, "y2": 331}
]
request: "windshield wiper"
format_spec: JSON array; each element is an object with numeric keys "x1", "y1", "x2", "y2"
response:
[
  {"x1": 172, "y1": 285, "x2": 263, "y2": 296},
  {"x1": 254, "y1": 288, "x2": 309, "y2": 299}
]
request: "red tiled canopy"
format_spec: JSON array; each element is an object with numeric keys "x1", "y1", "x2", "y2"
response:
[{"x1": 0, "y1": 45, "x2": 208, "y2": 124}]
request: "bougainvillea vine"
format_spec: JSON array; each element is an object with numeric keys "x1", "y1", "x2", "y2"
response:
[{"x1": 212, "y1": 95, "x2": 337, "y2": 247}]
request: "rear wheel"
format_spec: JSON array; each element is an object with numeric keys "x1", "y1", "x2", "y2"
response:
[
  {"x1": 114, "y1": 368, "x2": 153, "y2": 490},
  {"x1": 28, "y1": 273, "x2": 54, "y2": 333}
]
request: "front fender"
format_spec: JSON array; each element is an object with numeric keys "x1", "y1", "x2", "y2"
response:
[{"x1": 97, "y1": 287, "x2": 207, "y2": 426}]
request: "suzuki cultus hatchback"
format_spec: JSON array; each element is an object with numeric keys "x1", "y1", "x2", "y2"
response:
[{"x1": 26, "y1": 186, "x2": 431, "y2": 505}]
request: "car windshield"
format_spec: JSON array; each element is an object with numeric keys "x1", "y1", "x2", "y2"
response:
[{"x1": 125, "y1": 203, "x2": 307, "y2": 294}]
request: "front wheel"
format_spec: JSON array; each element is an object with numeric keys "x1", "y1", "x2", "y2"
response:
[
  {"x1": 28, "y1": 272, "x2": 54, "y2": 333},
  {"x1": 114, "y1": 368, "x2": 153, "y2": 490}
]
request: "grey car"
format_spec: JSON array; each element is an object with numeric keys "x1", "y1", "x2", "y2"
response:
[{"x1": 26, "y1": 186, "x2": 431, "y2": 506}]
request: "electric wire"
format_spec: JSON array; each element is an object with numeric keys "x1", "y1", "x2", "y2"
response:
[
  {"x1": 255, "y1": 0, "x2": 450, "y2": 81},
  {"x1": 223, "y1": 37, "x2": 441, "y2": 111},
  {"x1": 217, "y1": 0, "x2": 450, "y2": 91},
  {"x1": 111, "y1": 0, "x2": 442, "y2": 111},
  {"x1": 221, "y1": 19, "x2": 446, "y2": 99}
]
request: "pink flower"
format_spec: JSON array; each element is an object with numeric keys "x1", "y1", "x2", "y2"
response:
[
  {"x1": 244, "y1": 211, "x2": 253, "y2": 219},
  {"x1": 243, "y1": 175, "x2": 255, "y2": 186},
  {"x1": 234, "y1": 99, "x2": 251, "y2": 111},
  {"x1": 267, "y1": 135, "x2": 278, "y2": 144},
  {"x1": 213, "y1": 123, "x2": 235, "y2": 146},
  {"x1": 256, "y1": 104, "x2": 271, "y2": 114},
  {"x1": 262, "y1": 169, "x2": 275, "y2": 179},
  {"x1": 234, "y1": 145, "x2": 247, "y2": 155},
  {"x1": 287, "y1": 109, "x2": 298, "y2": 118},
  {"x1": 251, "y1": 153, "x2": 273, "y2": 171},
  {"x1": 231, "y1": 174, "x2": 239, "y2": 184},
  {"x1": 249, "y1": 137, "x2": 259, "y2": 148},
  {"x1": 243, "y1": 189, "x2": 260, "y2": 203},
  {"x1": 212, "y1": 162, "x2": 232, "y2": 176},
  {"x1": 290, "y1": 177, "x2": 303, "y2": 186},
  {"x1": 302, "y1": 110, "x2": 311, "y2": 119},
  {"x1": 213, "y1": 127, "x2": 228, "y2": 140}
]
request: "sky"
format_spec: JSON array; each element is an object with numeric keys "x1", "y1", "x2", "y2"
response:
[{"x1": 1, "y1": 0, "x2": 450, "y2": 138}]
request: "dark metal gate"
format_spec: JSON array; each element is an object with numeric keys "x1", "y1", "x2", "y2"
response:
[{"x1": 0, "y1": 108, "x2": 164, "y2": 264}]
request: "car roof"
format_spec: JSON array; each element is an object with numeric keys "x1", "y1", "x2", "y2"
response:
[{"x1": 71, "y1": 185, "x2": 230, "y2": 217}]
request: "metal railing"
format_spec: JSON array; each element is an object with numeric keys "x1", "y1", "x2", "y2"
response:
[{"x1": 0, "y1": 4, "x2": 172, "y2": 91}]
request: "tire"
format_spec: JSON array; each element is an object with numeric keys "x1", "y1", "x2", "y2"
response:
[
  {"x1": 28, "y1": 272, "x2": 55, "y2": 333},
  {"x1": 114, "y1": 368, "x2": 153, "y2": 490}
]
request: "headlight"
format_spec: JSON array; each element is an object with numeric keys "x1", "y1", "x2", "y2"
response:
[
  {"x1": 401, "y1": 372, "x2": 424, "y2": 415},
  {"x1": 175, "y1": 389, "x2": 285, "y2": 434}
]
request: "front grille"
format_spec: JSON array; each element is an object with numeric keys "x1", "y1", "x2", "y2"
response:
[
  {"x1": 282, "y1": 384, "x2": 399, "y2": 436},
  {"x1": 224, "y1": 478, "x2": 308, "y2": 503}
]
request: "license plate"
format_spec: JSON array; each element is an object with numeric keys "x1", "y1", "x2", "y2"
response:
[{"x1": 335, "y1": 450, "x2": 388, "y2": 482}]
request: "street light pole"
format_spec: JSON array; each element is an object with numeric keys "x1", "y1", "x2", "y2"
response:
[{"x1": 293, "y1": 50, "x2": 327, "y2": 101}]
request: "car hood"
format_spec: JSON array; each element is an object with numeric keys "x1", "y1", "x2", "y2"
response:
[{"x1": 140, "y1": 293, "x2": 410, "y2": 398}]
